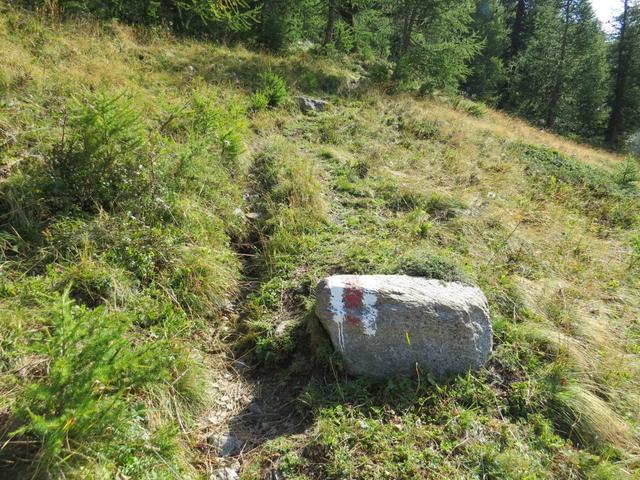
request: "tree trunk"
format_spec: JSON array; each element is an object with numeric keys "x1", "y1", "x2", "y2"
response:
[
  {"x1": 323, "y1": 0, "x2": 338, "y2": 46},
  {"x1": 142, "y1": 0, "x2": 149, "y2": 22},
  {"x1": 399, "y1": 5, "x2": 418, "y2": 57},
  {"x1": 606, "y1": 0, "x2": 630, "y2": 145},
  {"x1": 510, "y1": 0, "x2": 527, "y2": 57},
  {"x1": 338, "y1": 2, "x2": 355, "y2": 29},
  {"x1": 546, "y1": 0, "x2": 572, "y2": 128}
]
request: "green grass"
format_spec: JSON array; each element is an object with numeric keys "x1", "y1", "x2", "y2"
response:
[
  {"x1": 1, "y1": 5, "x2": 639, "y2": 479},
  {"x1": 513, "y1": 143, "x2": 640, "y2": 228}
]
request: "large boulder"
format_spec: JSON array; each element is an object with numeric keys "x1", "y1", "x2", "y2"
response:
[{"x1": 315, "y1": 275, "x2": 492, "y2": 378}]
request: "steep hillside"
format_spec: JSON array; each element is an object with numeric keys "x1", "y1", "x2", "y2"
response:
[{"x1": 1, "y1": 5, "x2": 639, "y2": 479}]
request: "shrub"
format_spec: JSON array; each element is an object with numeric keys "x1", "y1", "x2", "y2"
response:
[
  {"x1": 250, "y1": 90, "x2": 269, "y2": 112},
  {"x1": 8, "y1": 291, "x2": 170, "y2": 467},
  {"x1": 516, "y1": 144, "x2": 640, "y2": 228},
  {"x1": 182, "y1": 91, "x2": 246, "y2": 168},
  {"x1": 393, "y1": 251, "x2": 464, "y2": 282},
  {"x1": 519, "y1": 144, "x2": 617, "y2": 197},
  {"x1": 452, "y1": 97, "x2": 488, "y2": 117},
  {"x1": 256, "y1": 71, "x2": 288, "y2": 108},
  {"x1": 614, "y1": 157, "x2": 639, "y2": 189},
  {"x1": 49, "y1": 92, "x2": 151, "y2": 214},
  {"x1": 365, "y1": 59, "x2": 394, "y2": 84}
]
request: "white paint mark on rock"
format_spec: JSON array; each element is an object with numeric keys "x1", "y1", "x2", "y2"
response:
[
  {"x1": 327, "y1": 276, "x2": 346, "y2": 352},
  {"x1": 325, "y1": 276, "x2": 380, "y2": 343},
  {"x1": 361, "y1": 277, "x2": 379, "y2": 336}
]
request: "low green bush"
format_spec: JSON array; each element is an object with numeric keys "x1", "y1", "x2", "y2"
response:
[
  {"x1": 0, "y1": 86, "x2": 245, "y2": 475},
  {"x1": 250, "y1": 90, "x2": 270, "y2": 112},
  {"x1": 49, "y1": 92, "x2": 151, "y2": 214},
  {"x1": 614, "y1": 157, "x2": 639, "y2": 189},
  {"x1": 384, "y1": 187, "x2": 465, "y2": 219},
  {"x1": 453, "y1": 97, "x2": 488, "y2": 117},
  {"x1": 518, "y1": 144, "x2": 626, "y2": 197},
  {"x1": 393, "y1": 251, "x2": 464, "y2": 282},
  {"x1": 256, "y1": 71, "x2": 288, "y2": 108},
  {"x1": 8, "y1": 291, "x2": 171, "y2": 468}
]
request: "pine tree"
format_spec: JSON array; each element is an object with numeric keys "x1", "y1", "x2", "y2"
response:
[
  {"x1": 391, "y1": 0, "x2": 481, "y2": 93},
  {"x1": 255, "y1": 0, "x2": 322, "y2": 51},
  {"x1": 21, "y1": 0, "x2": 259, "y2": 34},
  {"x1": 570, "y1": 0, "x2": 609, "y2": 136},
  {"x1": 322, "y1": 0, "x2": 373, "y2": 48},
  {"x1": 465, "y1": 0, "x2": 509, "y2": 104},
  {"x1": 510, "y1": 0, "x2": 528, "y2": 57},
  {"x1": 606, "y1": 0, "x2": 640, "y2": 145},
  {"x1": 507, "y1": 0, "x2": 608, "y2": 135}
]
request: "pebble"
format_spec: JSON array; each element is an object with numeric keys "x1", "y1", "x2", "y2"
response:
[{"x1": 210, "y1": 467, "x2": 238, "y2": 480}]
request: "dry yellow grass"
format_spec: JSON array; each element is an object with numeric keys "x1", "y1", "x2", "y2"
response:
[{"x1": 397, "y1": 95, "x2": 625, "y2": 169}]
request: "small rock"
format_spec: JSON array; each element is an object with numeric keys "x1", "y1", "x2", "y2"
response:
[
  {"x1": 247, "y1": 401, "x2": 263, "y2": 415},
  {"x1": 266, "y1": 471, "x2": 283, "y2": 480},
  {"x1": 208, "y1": 435, "x2": 243, "y2": 457},
  {"x1": 296, "y1": 96, "x2": 329, "y2": 113},
  {"x1": 210, "y1": 467, "x2": 238, "y2": 480}
]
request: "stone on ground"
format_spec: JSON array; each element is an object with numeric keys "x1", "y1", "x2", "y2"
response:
[
  {"x1": 296, "y1": 96, "x2": 329, "y2": 113},
  {"x1": 208, "y1": 434, "x2": 243, "y2": 457},
  {"x1": 315, "y1": 275, "x2": 492, "y2": 378},
  {"x1": 210, "y1": 467, "x2": 238, "y2": 480}
]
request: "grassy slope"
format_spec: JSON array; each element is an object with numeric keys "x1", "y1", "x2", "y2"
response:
[{"x1": 1, "y1": 4, "x2": 639, "y2": 479}]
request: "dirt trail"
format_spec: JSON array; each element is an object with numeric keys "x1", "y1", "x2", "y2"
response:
[{"x1": 195, "y1": 230, "x2": 311, "y2": 477}]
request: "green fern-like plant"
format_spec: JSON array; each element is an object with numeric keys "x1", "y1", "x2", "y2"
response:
[
  {"x1": 51, "y1": 92, "x2": 150, "y2": 213},
  {"x1": 175, "y1": 0, "x2": 259, "y2": 31},
  {"x1": 250, "y1": 91, "x2": 269, "y2": 112},
  {"x1": 614, "y1": 157, "x2": 639, "y2": 189},
  {"x1": 9, "y1": 291, "x2": 169, "y2": 465},
  {"x1": 257, "y1": 71, "x2": 288, "y2": 108}
]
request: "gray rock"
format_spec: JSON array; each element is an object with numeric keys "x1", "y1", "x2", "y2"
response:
[
  {"x1": 208, "y1": 434, "x2": 243, "y2": 457},
  {"x1": 315, "y1": 275, "x2": 492, "y2": 378},
  {"x1": 296, "y1": 96, "x2": 329, "y2": 113},
  {"x1": 247, "y1": 401, "x2": 263, "y2": 415},
  {"x1": 211, "y1": 467, "x2": 238, "y2": 480}
]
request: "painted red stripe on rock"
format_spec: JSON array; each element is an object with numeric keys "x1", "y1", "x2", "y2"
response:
[
  {"x1": 344, "y1": 286, "x2": 363, "y2": 326},
  {"x1": 344, "y1": 287, "x2": 363, "y2": 309}
]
